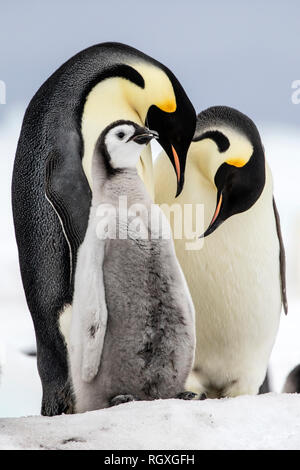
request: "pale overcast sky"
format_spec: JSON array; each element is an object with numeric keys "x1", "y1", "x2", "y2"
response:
[{"x1": 0, "y1": 0, "x2": 299, "y2": 126}]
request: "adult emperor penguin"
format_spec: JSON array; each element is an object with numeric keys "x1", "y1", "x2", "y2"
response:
[
  {"x1": 154, "y1": 106, "x2": 287, "y2": 398},
  {"x1": 70, "y1": 120, "x2": 196, "y2": 412},
  {"x1": 12, "y1": 43, "x2": 196, "y2": 416}
]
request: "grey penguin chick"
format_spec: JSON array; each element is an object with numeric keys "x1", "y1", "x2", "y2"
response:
[{"x1": 69, "y1": 120, "x2": 196, "y2": 412}]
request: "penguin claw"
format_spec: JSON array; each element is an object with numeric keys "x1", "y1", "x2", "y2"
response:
[
  {"x1": 199, "y1": 392, "x2": 207, "y2": 400},
  {"x1": 177, "y1": 391, "x2": 197, "y2": 400},
  {"x1": 110, "y1": 394, "x2": 139, "y2": 407}
]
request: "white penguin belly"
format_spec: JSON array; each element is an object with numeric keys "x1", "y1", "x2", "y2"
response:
[{"x1": 174, "y1": 176, "x2": 281, "y2": 397}]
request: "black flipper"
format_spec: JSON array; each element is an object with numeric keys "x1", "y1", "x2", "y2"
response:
[
  {"x1": 273, "y1": 197, "x2": 288, "y2": 314},
  {"x1": 45, "y1": 148, "x2": 92, "y2": 283}
]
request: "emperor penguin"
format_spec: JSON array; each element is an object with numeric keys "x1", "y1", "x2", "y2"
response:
[
  {"x1": 69, "y1": 120, "x2": 196, "y2": 412},
  {"x1": 154, "y1": 106, "x2": 287, "y2": 398},
  {"x1": 11, "y1": 43, "x2": 196, "y2": 415}
]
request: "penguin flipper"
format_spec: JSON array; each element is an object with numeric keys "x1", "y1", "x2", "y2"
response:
[
  {"x1": 80, "y1": 242, "x2": 108, "y2": 384},
  {"x1": 71, "y1": 230, "x2": 108, "y2": 384},
  {"x1": 81, "y1": 292, "x2": 108, "y2": 384},
  {"x1": 273, "y1": 197, "x2": 288, "y2": 314},
  {"x1": 45, "y1": 149, "x2": 92, "y2": 281}
]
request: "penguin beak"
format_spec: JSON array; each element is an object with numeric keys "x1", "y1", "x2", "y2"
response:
[
  {"x1": 145, "y1": 103, "x2": 196, "y2": 198},
  {"x1": 199, "y1": 192, "x2": 224, "y2": 238},
  {"x1": 171, "y1": 145, "x2": 184, "y2": 197},
  {"x1": 131, "y1": 128, "x2": 159, "y2": 145}
]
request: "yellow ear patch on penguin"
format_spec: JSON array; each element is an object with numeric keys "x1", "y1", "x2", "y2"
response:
[
  {"x1": 157, "y1": 99, "x2": 177, "y2": 113},
  {"x1": 225, "y1": 158, "x2": 247, "y2": 168},
  {"x1": 129, "y1": 62, "x2": 177, "y2": 116}
]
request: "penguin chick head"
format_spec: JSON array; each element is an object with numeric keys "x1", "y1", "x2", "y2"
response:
[
  {"x1": 191, "y1": 106, "x2": 266, "y2": 237},
  {"x1": 98, "y1": 120, "x2": 158, "y2": 171}
]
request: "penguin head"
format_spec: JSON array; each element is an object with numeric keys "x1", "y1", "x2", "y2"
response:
[
  {"x1": 97, "y1": 120, "x2": 159, "y2": 171},
  {"x1": 111, "y1": 58, "x2": 196, "y2": 195},
  {"x1": 142, "y1": 64, "x2": 196, "y2": 196},
  {"x1": 189, "y1": 106, "x2": 266, "y2": 237},
  {"x1": 80, "y1": 43, "x2": 196, "y2": 194}
]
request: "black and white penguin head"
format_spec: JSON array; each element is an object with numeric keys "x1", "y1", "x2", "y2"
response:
[
  {"x1": 190, "y1": 106, "x2": 266, "y2": 237},
  {"x1": 97, "y1": 120, "x2": 158, "y2": 171},
  {"x1": 81, "y1": 50, "x2": 196, "y2": 194}
]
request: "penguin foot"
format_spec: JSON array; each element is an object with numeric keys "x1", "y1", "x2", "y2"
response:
[
  {"x1": 110, "y1": 394, "x2": 140, "y2": 407},
  {"x1": 41, "y1": 382, "x2": 74, "y2": 416},
  {"x1": 177, "y1": 391, "x2": 197, "y2": 400},
  {"x1": 199, "y1": 392, "x2": 207, "y2": 401}
]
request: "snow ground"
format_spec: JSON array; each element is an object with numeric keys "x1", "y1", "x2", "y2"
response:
[
  {"x1": 0, "y1": 108, "x2": 299, "y2": 449},
  {"x1": 1, "y1": 394, "x2": 300, "y2": 450}
]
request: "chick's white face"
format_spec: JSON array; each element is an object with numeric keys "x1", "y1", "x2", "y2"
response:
[{"x1": 105, "y1": 124, "x2": 144, "y2": 170}]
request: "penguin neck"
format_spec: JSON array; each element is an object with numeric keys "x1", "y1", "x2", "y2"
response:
[
  {"x1": 91, "y1": 160, "x2": 149, "y2": 208},
  {"x1": 184, "y1": 141, "x2": 218, "y2": 193},
  {"x1": 81, "y1": 77, "x2": 154, "y2": 199},
  {"x1": 154, "y1": 150, "x2": 210, "y2": 207},
  {"x1": 187, "y1": 140, "x2": 220, "y2": 185},
  {"x1": 177, "y1": 159, "x2": 214, "y2": 217}
]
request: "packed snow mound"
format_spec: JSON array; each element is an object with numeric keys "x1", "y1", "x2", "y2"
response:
[{"x1": 1, "y1": 393, "x2": 300, "y2": 450}]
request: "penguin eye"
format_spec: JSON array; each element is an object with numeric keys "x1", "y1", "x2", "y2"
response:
[{"x1": 117, "y1": 131, "x2": 125, "y2": 139}]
